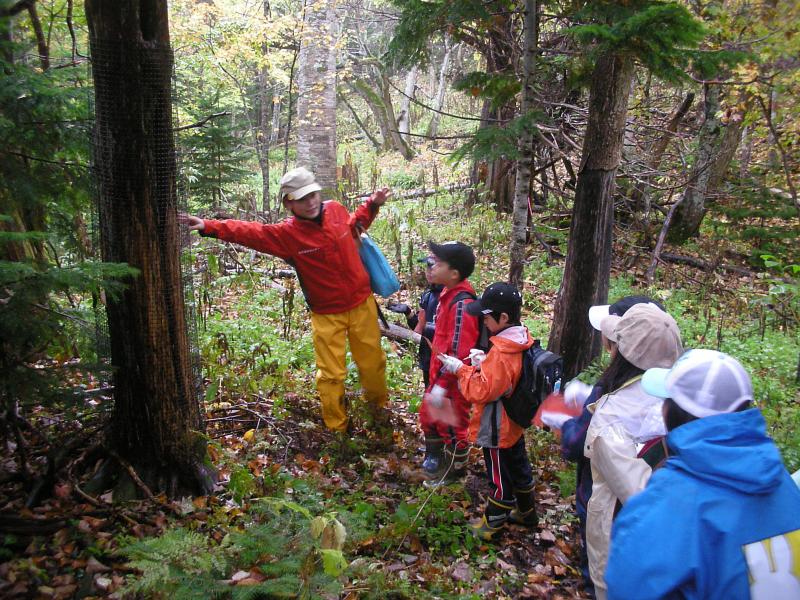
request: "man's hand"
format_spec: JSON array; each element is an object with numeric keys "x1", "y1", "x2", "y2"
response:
[
  {"x1": 438, "y1": 353, "x2": 464, "y2": 375},
  {"x1": 370, "y1": 187, "x2": 392, "y2": 206},
  {"x1": 178, "y1": 213, "x2": 205, "y2": 231}
]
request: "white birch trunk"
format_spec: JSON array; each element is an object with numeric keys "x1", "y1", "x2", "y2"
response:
[{"x1": 296, "y1": 0, "x2": 338, "y2": 192}]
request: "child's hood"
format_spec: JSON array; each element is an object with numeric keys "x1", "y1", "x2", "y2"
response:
[{"x1": 490, "y1": 325, "x2": 534, "y2": 352}]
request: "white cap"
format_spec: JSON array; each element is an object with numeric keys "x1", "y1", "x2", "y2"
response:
[
  {"x1": 279, "y1": 167, "x2": 322, "y2": 201},
  {"x1": 642, "y1": 349, "x2": 753, "y2": 418}
]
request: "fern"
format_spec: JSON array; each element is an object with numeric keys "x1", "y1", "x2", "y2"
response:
[{"x1": 121, "y1": 529, "x2": 229, "y2": 598}]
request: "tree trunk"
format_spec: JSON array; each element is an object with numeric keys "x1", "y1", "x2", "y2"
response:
[
  {"x1": 469, "y1": 16, "x2": 516, "y2": 213},
  {"x1": 378, "y1": 71, "x2": 414, "y2": 159},
  {"x1": 629, "y1": 92, "x2": 694, "y2": 216},
  {"x1": 296, "y1": 0, "x2": 338, "y2": 192},
  {"x1": 397, "y1": 66, "x2": 417, "y2": 143},
  {"x1": 707, "y1": 101, "x2": 748, "y2": 191},
  {"x1": 257, "y1": 0, "x2": 272, "y2": 217},
  {"x1": 548, "y1": 52, "x2": 635, "y2": 378},
  {"x1": 26, "y1": 2, "x2": 49, "y2": 71},
  {"x1": 669, "y1": 83, "x2": 722, "y2": 242},
  {"x1": 426, "y1": 36, "x2": 452, "y2": 139},
  {"x1": 86, "y1": 0, "x2": 214, "y2": 497},
  {"x1": 509, "y1": 0, "x2": 538, "y2": 288}
]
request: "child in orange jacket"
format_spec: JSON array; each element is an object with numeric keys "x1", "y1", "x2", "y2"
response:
[{"x1": 438, "y1": 282, "x2": 538, "y2": 540}]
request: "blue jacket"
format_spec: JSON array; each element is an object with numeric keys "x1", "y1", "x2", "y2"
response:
[
  {"x1": 606, "y1": 409, "x2": 800, "y2": 600},
  {"x1": 561, "y1": 384, "x2": 603, "y2": 520}
]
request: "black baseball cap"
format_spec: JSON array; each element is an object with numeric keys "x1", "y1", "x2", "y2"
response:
[
  {"x1": 428, "y1": 241, "x2": 475, "y2": 279},
  {"x1": 588, "y1": 295, "x2": 666, "y2": 331},
  {"x1": 466, "y1": 282, "x2": 522, "y2": 316}
]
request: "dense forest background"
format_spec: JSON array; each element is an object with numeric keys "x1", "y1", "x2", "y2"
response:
[{"x1": 1, "y1": 0, "x2": 798, "y2": 598}]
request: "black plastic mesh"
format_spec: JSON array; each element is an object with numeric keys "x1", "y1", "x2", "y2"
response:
[{"x1": 89, "y1": 40, "x2": 202, "y2": 404}]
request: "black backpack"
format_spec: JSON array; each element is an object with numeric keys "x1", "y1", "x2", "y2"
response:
[{"x1": 503, "y1": 341, "x2": 563, "y2": 429}]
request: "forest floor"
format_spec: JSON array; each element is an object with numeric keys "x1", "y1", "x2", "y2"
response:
[{"x1": 0, "y1": 371, "x2": 590, "y2": 599}]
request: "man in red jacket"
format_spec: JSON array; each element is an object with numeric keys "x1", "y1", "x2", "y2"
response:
[{"x1": 181, "y1": 167, "x2": 392, "y2": 438}]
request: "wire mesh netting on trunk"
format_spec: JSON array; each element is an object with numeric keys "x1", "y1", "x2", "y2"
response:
[{"x1": 88, "y1": 40, "x2": 203, "y2": 407}]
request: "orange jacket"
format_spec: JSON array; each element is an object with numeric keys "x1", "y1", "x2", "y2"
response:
[
  {"x1": 201, "y1": 200, "x2": 379, "y2": 314},
  {"x1": 457, "y1": 326, "x2": 535, "y2": 448}
]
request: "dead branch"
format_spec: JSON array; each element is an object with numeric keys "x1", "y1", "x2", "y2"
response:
[{"x1": 379, "y1": 321, "x2": 421, "y2": 345}]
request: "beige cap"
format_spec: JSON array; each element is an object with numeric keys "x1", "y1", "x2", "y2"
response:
[
  {"x1": 279, "y1": 167, "x2": 322, "y2": 201},
  {"x1": 600, "y1": 303, "x2": 682, "y2": 370}
]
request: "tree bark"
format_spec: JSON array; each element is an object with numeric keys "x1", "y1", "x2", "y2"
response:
[
  {"x1": 26, "y1": 1, "x2": 49, "y2": 71},
  {"x1": 629, "y1": 92, "x2": 694, "y2": 216},
  {"x1": 509, "y1": 0, "x2": 538, "y2": 288},
  {"x1": 295, "y1": 0, "x2": 338, "y2": 191},
  {"x1": 397, "y1": 66, "x2": 417, "y2": 143},
  {"x1": 86, "y1": 0, "x2": 214, "y2": 497},
  {"x1": 426, "y1": 36, "x2": 452, "y2": 139},
  {"x1": 548, "y1": 52, "x2": 635, "y2": 378},
  {"x1": 468, "y1": 16, "x2": 517, "y2": 213},
  {"x1": 257, "y1": 0, "x2": 272, "y2": 217},
  {"x1": 669, "y1": 84, "x2": 722, "y2": 242}
]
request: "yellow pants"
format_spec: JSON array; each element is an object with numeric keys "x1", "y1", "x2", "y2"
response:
[{"x1": 310, "y1": 296, "x2": 388, "y2": 432}]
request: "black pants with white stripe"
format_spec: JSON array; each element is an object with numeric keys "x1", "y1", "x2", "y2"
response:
[{"x1": 482, "y1": 436, "x2": 534, "y2": 509}]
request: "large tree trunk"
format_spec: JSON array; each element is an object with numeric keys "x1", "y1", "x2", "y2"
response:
[
  {"x1": 549, "y1": 52, "x2": 635, "y2": 378},
  {"x1": 509, "y1": 0, "x2": 538, "y2": 288},
  {"x1": 296, "y1": 0, "x2": 338, "y2": 191},
  {"x1": 86, "y1": 0, "x2": 213, "y2": 497},
  {"x1": 669, "y1": 84, "x2": 722, "y2": 242}
]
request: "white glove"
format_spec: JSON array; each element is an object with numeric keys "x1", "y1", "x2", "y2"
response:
[
  {"x1": 438, "y1": 353, "x2": 464, "y2": 374},
  {"x1": 468, "y1": 349, "x2": 487, "y2": 369},
  {"x1": 563, "y1": 380, "x2": 593, "y2": 410},
  {"x1": 540, "y1": 411, "x2": 571, "y2": 430},
  {"x1": 426, "y1": 384, "x2": 447, "y2": 408}
]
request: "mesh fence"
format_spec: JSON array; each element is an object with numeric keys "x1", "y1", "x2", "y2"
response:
[{"x1": 89, "y1": 40, "x2": 202, "y2": 405}]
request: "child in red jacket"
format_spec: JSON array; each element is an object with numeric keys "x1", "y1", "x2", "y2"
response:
[
  {"x1": 439, "y1": 282, "x2": 537, "y2": 540},
  {"x1": 419, "y1": 241, "x2": 480, "y2": 484}
]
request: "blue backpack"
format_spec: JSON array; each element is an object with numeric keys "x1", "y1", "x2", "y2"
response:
[{"x1": 357, "y1": 233, "x2": 400, "y2": 297}]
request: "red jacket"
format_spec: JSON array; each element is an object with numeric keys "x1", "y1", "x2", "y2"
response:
[
  {"x1": 428, "y1": 280, "x2": 480, "y2": 391},
  {"x1": 201, "y1": 200, "x2": 379, "y2": 314}
]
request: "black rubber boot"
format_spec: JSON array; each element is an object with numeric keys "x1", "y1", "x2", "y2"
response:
[
  {"x1": 508, "y1": 484, "x2": 538, "y2": 527},
  {"x1": 424, "y1": 442, "x2": 470, "y2": 487},
  {"x1": 421, "y1": 436, "x2": 445, "y2": 475},
  {"x1": 471, "y1": 498, "x2": 513, "y2": 541}
]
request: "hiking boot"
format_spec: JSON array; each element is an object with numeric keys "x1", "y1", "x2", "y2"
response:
[
  {"x1": 470, "y1": 500, "x2": 512, "y2": 541},
  {"x1": 421, "y1": 436, "x2": 445, "y2": 475},
  {"x1": 423, "y1": 442, "x2": 469, "y2": 488},
  {"x1": 508, "y1": 485, "x2": 538, "y2": 527}
]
